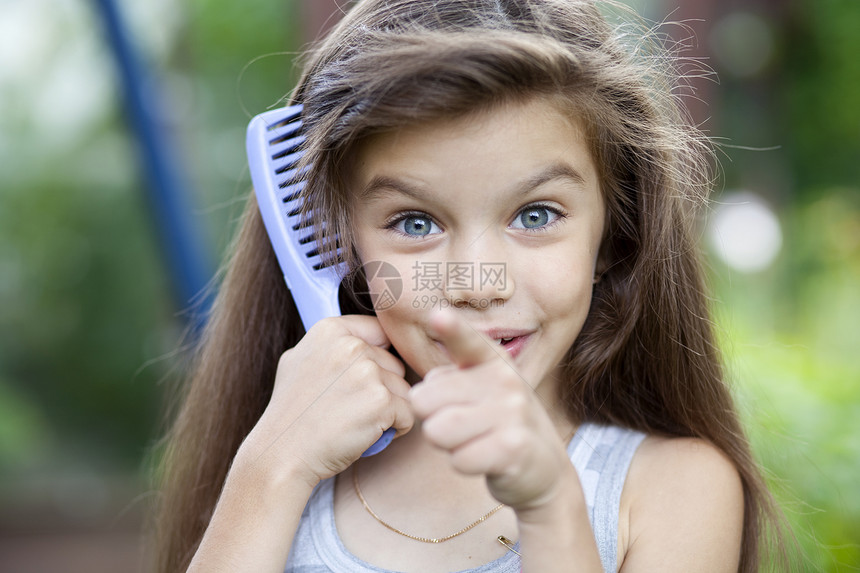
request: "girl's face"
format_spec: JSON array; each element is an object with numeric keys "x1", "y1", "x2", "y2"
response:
[{"x1": 349, "y1": 97, "x2": 605, "y2": 397}]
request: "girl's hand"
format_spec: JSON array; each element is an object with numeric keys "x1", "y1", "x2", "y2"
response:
[
  {"x1": 409, "y1": 309, "x2": 575, "y2": 513},
  {"x1": 242, "y1": 315, "x2": 414, "y2": 487}
]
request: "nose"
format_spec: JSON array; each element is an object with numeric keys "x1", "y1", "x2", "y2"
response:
[{"x1": 440, "y1": 236, "x2": 514, "y2": 309}]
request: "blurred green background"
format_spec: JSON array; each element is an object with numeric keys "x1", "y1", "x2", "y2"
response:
[{"x1": 0, "y1": 0, "x2": 857, "y2": 571}]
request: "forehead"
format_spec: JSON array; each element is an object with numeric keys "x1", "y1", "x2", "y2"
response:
[{"x1": 349, "y1": 96, "x2": 599, "y2": 200}]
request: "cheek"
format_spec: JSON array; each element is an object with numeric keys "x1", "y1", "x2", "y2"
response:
[
  {"x1": 538, "y1": 273, "x2": 593, "y2": 320},
  {"x1": 523, "y1": 246, "x2": 595, "y2": 301},
  {"x1": 361, "y1": 256, "x2": 413, "y2": 313},
  {"x1": 366, "y1": 267, "x2": 439, "y2": 371}
]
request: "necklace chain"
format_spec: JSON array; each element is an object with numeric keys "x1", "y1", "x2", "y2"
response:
[{"x1": 352, "y1": 465, "x2": 505, "y2": 544}]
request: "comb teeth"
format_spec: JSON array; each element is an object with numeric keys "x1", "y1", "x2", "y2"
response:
[
  {"x1": 262, "y1": 119, "x2": 344, "y2": 270},
  {"x1": 272, "y1": 139, "x2": 304, "y2": 163},
  {"x1": 282, "y1": 187, "x2": 303, "y2": 203}
]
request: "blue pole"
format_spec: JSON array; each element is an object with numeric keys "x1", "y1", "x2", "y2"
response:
[{"x1": 93, "y1": 0, "x2": 214, "y2": 330}]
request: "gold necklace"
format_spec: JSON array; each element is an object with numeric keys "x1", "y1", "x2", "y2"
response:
[{"x1": 352, "y1": 465, "x2": 505, "y2": 544}]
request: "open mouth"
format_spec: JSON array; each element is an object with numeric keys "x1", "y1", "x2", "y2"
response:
[{"x1": 491, "y1": 334, "x2": 530, "y2": 358}]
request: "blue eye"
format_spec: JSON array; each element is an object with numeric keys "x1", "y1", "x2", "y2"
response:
[
  {"x1": 404, "y1": 216, "x2": 432, "y2": 235},
  {"x1": 511, "y1": 205, "x2": 561, "y2": 230},
  {"x1": 520, "y1": 208, "x2": 548, "y2": 228},
  {"x1": 388, "y1": 213, "x2": 441, "y2": 237}
]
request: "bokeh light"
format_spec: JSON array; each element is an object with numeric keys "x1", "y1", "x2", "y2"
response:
[{"x1": 708, "y1": 192, "x2": 783, "y2": 273}]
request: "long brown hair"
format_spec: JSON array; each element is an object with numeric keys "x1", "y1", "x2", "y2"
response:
[{"x1": 154, "y1": 1, "x2": 789, "y2": 571}]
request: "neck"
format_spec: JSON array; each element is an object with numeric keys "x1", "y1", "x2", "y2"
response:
[{"x1": 356, "y1": 421, "x2": 496, "y2": 509}]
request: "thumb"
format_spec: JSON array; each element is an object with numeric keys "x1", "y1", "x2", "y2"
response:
[{"x1": 428, "y1": 308, "x2": 500, "y2": 368}]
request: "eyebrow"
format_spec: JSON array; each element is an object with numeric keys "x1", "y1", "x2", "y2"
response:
[{"x1": 360, "y1": 162, "x2": 587, "y2": 201}]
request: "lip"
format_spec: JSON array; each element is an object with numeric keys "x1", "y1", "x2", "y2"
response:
[
  {"x1": 480, "y1": 328, "x2": 534, "y2": 341},
  {"x1": 493, "y1": 333, "x2": 531, "y2": 359},
  {"x1": 480, "y1": 329, "x2": 533, "y2": 360},
  {"x1": 431, "y1": 328, "x2": 534, "y2": 361}
]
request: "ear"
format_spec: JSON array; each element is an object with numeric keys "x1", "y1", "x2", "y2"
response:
[{"x1": 593, "y1": 241, "x2": 611, "y2": 284}]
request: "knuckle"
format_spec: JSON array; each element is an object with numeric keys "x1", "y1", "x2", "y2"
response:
[
  {"x1": 355, "y1": 359, "x2": 380, "y2": 380},
  {"x1": 313, "y1": 316, "x2": 341, "y2": 335},
  {"x1": 366, "y1": 384, "x2": 392, "y2": 411},
  {"x1": 444, "y1": 407, "x2": 470, "y2": 427},
  {"x1": 499, "y1": 428, "x2": 528, "y2": 456},
  {"x1": 342, "y1": 336, "x2": 366, "y2": 358}
]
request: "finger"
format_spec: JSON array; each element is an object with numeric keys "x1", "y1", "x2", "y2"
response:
[
  {"x1": 377, "y1": 373, "x2": 415, "y2": 436},
  {"x1": 410, "y1": 363, "x2": 490, "y2": 418},
  {"x1": 312, "y1": 315, "x2": 392, "y2": 349},
  {"x1": 421, "y1": 403, "x2": 495, "y2": 450},
  {"x1": 448, "y1": 426, "x2": 529, "y2": 477},
  {"x1": 428, "y1": 307, "x2": 499, "y2": 368},
  {"x1": 343, "y1": 368, "x2": 413, "y2": 446},
  {"x1": 379, "y1": 367, "x2": 412, "y2": 399},
  {"x1": 364, "y1": 344, "x2": 406, "y2": 378},
  {"x1": 390, "y1": 393, "x2": 415, "y2": 437}
]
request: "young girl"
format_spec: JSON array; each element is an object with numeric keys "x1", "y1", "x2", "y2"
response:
[{"x1": 155, "y1": 1, "x2": 788, "y2": 571}]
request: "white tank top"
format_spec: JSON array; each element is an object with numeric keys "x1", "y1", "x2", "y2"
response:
[{"x1": 285, "y1": 422, "x2": 646, "y2": 572}]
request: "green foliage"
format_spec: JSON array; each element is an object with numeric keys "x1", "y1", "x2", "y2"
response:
[
  {"x1": 707, "y1": 1, "x2": 860, "y2": 565},
  {"x1": 728, "y1": 330, "x2": 860, "y2": 570},
  {"x1": 709, "y1": 194, "x2": 860, "y2": 570},
  {"x1": 0, "y1": 0, "x2": 299, "y2": 475},
  {"x1": 0, "y1": 124, "x2": 173, "y2": 469},
  {"x1": 781, "y1": 0, "x2": 860, "y2": 192}
]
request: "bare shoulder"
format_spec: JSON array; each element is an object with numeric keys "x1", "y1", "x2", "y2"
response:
[
  {"x1": 618, "y1": 435, "x2": 744, "y2": 572},
  {"x1": 629, "y1": 435, "x2": 743, "y2": 498}
]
